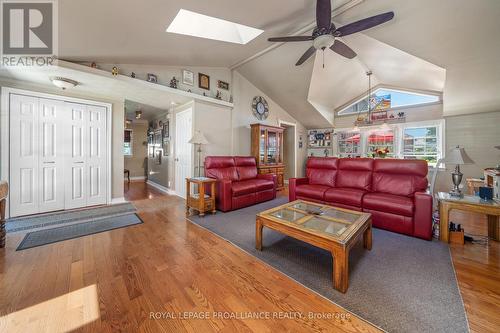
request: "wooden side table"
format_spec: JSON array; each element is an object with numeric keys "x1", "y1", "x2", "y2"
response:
[
  {"x1": 438, "y1": 192, "x2": 500, "y2": 243},
  {"x1": 186, "y1": 177, "x2": 217, "y2": 217}
]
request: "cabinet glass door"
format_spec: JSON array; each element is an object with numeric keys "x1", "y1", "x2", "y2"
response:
[
  {"x1": 259, "y1": 129, "x2": 266, "y2": 163},
  {"x1": 268, "y1": 131, "x2": 277, "y2": 163}
]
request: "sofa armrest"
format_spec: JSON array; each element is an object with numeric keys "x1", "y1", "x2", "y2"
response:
[
  {"x1": 289, "y1": 177, "x2": 309, "y2": 202},
  {"x1": 413, "y1": 191, "x2": 433, "y2": 240},
  {"x1": 257, "y1": 173, "x2": 277, "y2": 189},
  {"x1": 216, "y1": 179, "x2": 233, "y2": 212}
]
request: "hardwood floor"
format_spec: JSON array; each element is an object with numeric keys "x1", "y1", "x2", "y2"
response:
[{"x1": 0, "y1": 182, "x2": 498, "y2": 332}]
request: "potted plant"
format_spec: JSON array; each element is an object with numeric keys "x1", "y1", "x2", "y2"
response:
[{"x1": 375, "y1": 147, "x2": 390, "y2": 158}]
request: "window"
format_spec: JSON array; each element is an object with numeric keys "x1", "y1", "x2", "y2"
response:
[
  {"x1": 124, "y1": 130, "x2": 132, "y2": 156},
  {"x1": 337, "y1": 131, "x2": 361, "y2": 157},
  {"x1": 338, "y1": 88, "x2": 440, "y2": 115},
  {"x1": 335, "y1": 120, "x2": 443, "y2": 166},
  {"x1": 402, "y1": 126, "x2": 439, "y2": 166},
  {"x1": 166, "y1": 9, "x2": 263, "y2": 44},
  {"x1": 367, "y1": 130, "x2": 395, "y2": 157}
]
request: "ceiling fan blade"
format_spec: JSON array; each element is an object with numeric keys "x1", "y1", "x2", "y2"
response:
[
  {"x1": 330, "y1": 40, "x2": 357, "y2": 59},
  {"x1": 316, "y1": 0, "x2": 332, "y2": 30},
  {"x1": 268, "y1": 36, "x2": 314, "y2": 42},
  {"x1": 296, "y1": 46, "x2": 316, "y2": 66},
  {"x1": 337, "y1": 11, "x2": 394, "y2": 37}
]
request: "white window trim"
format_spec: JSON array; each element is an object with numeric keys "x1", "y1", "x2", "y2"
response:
[{"x1": 334, "y1": 119, "x2": 445, "y2": 166}]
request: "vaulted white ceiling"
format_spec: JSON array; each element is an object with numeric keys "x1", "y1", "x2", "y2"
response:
[
  {"x1": 237, "y1": 0, "x2": 500, "y2": 127},
  {"x1": 59, "y1": 0, "x2": 350, "y2": 67},
  {"x1": 3, "y1": 0, "x2": 499, "y2": 128}
]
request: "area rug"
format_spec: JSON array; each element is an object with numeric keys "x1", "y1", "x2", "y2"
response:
[
  {"x1": 6, "y1": 202, "x2": 136, "y2": 233},
  {"x1": 16, "y1": 213, "x2": 143, "y2": 250},
  {"x1": 188, "y1": 198, "x2": 469, "y2": 333}
]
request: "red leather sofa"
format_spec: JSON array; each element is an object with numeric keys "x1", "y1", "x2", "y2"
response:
[
  {"x1": 205, "y1": 156, "x2": 277, "y2": 212},
  {"x1": 289, "y1": 157, "x2": 432, "y2": 240}
]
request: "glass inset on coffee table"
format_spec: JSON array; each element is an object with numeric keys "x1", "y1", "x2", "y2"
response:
[{"x1": 256, "y1": 200, "x2": 372, "y2": 293}]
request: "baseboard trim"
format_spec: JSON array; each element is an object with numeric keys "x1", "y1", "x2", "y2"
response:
[
  {"x1": 124, "y1": 176, "x2": 146, "y2": 181},
  {"x1": 110, "y1": 197, "x2": 127, "y2": 204},
  {"x1": 146, "y1": 180, "x2": 178, "y2": 196}
]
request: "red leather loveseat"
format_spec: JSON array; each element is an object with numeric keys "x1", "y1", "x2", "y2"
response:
[
  {"x1": 289, "y1": 157, "x2": 432, "y2": 240},
  {"x1": 205, "y1": 156, "x2": 277, "y2": 212}
]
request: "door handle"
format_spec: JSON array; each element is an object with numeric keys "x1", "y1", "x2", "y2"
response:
[
  {"x1": 43, "y1": 161, "x2": 55, "y2": 164},
  {"x1": 75, "y1": 161, "x2": 84, "y2": 164}
]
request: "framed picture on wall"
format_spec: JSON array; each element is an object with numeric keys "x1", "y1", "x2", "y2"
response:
[
  {"x1": 198, "y1": 73, "x2": 210, "y2": 90},
  {"x1": 182, "y1": 69, "x2": 194, "y2": 86},
  {"x1": 217, "y1": 80, "x2": 229, "y2": 90}
]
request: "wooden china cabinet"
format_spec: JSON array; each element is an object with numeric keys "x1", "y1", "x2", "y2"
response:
[{"x1": 251, "y1": 123, "x2": 285, "y2": 190}]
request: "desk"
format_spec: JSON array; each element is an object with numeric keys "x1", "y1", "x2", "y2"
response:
[{"x1": 438, "y1": 192, "x2": 500, "y2": 243}]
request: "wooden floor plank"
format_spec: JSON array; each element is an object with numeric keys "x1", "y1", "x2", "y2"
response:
[{"x1": 0, "y1": 181, "x2": 498, "y2": 332}]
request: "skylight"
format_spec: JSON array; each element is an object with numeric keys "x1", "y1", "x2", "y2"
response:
[
  {"x1": 338, "y1": 88, "x2": 440, "y2": 115},
  {"x1": 166, "y1": 9, "x2": 263, "y2": 44}
]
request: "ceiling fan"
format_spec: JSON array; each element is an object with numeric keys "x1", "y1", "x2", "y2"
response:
[{"x1": 267, "y1": 0, "x2": 394, "y2": 66}]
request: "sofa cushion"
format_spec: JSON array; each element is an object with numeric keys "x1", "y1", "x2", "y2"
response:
[
  {"x1": 205, "y1": 156, "x2": 238, "y2": 181},
  {"x1": 324, "y1": 188, "x2": 366, "y2": 207},
  {"x1": 232, "y1": 180, "x2": 256, "y2": 196},
  {"x1": 295, "y1": 184, "x2": 330, "y2": 201},
  {"x1": 234, "y1": 156, "x2": 258, "y2": 180},
  {"x1": 253, "y1": 178, "x2": 274, "y2": 192},
  {"x1": 306, "y1": 157, "x2": 338, "y2": 187},
  {"x1": 372, "y1": 159, "x2": 428, "y2": 197},
  {"x1": 363, "y1": 192, "x2": 414, "y2": 217},
  {"x1": 336, "y1": 158, "x2": 373, "y2": 191}
]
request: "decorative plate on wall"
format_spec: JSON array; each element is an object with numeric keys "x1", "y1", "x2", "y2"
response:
[{"x1": 252, "y1": 96, "x2": 269, "y2": 120}]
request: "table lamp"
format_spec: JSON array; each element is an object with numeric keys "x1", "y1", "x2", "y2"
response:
[
  {"x1": 189, "y1": 131, "x2": 209, "y2": 177},
  {"x1": 442, "y1": 145, "x2": 475, "y2": 197}
]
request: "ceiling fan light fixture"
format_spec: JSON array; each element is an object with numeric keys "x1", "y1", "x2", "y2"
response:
[
  {"x1": 313, "y1": 35, "x2": 335, "y2": 50},
  {"x1": 51, "y1": 77, "x2": 78, "y2": 90}
]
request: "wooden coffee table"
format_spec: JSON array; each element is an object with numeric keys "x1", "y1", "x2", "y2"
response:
[{"x1": 256, "y1": 200, "x2": 372, "y2": 293}]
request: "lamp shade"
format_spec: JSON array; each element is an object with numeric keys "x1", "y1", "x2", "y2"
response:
[
  {"x1": 188, "y1": 131, "x2": 209, "y2": 145},
  {"x1": 442, "y1": 146, "x2": 474, "y2": 165}
]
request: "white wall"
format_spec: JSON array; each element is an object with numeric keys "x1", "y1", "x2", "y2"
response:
[
  {"x1": 434, "y1": 110, "x2": 500, "y2": 193},
  {"x1": 232, "y1": 71, "x2": 308, "y2": 177},
  {"x1": 124, "y1": 121, "x2": 148, "y2": 178}
]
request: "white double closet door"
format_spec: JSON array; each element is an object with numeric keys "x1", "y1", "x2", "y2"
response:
[{"x1": 9, "y1": 94, "x2": 107, "y2": 217}]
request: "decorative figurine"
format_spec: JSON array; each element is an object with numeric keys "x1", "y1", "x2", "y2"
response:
[
  {"x1": 169, "y1": 76, "x2": 178, "y2": 89},
  {"x1": 215, "y1": 90, "x2": 222, "y2": 100},
  {"x1": 187, "y1": 89, "x2": 192, "y2": 93},
  {"x1": 90, "y1": 62, "x2": 97, "y2": 69},
  {"x1": 147, "y1": 73, "x2": 158, "y2": 83},
  {"x1": 112, "y1": 66, "x2": 119, "y2": 76},
  {"x1": 229, "y1": 95, "x2": 233, "y2": 103},
  {"x1": 131, "y1": 72, "x2": 136, "y2": 78},
  {"x1": 203, "y1": 92, "x2": 206, "y2": 96}
]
